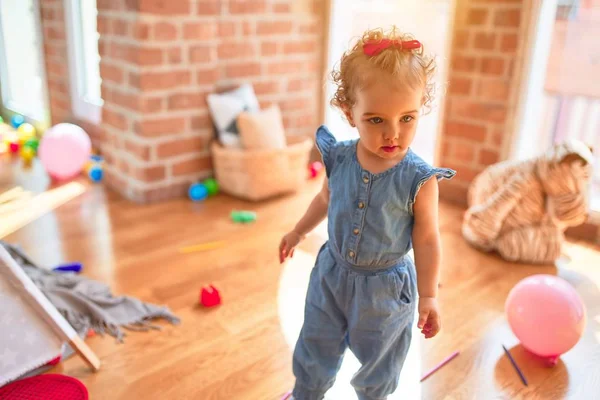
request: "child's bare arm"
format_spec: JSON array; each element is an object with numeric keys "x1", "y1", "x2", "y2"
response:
[
  {"x1": 412, "y1": 177, "x2": 442, "y2": 338},
  {"x1": 279, "y1": 178, "x2": 329, "y2": 263}
]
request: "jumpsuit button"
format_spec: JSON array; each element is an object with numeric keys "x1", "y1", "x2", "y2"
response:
[
  {"x1": 358, "y1": 202, "x2": 365, "y2": 209},
  {"x1": 353, "y1": 228, "x2": 359, "y2": 235},
  {"x1": 363, "y1": 176, "x2": 369, "y2": 183},
  {"x1": 348, "y1": 250, "x2": 355, "y2": 258}
]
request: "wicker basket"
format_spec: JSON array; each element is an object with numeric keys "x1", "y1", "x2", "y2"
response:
[{"x1": 211, "y1": 135, "x2": 314, "y2": 201}]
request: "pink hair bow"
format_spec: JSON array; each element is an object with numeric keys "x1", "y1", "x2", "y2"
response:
[{"x1": 363, "y1": 39, "x2": 421, "y2": 56}]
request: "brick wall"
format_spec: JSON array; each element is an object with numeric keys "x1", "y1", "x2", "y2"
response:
[
  {"x1": 438, "y1": 0, "x2": 526, "y2": 204},
  {"x1": 96, "y1": 0, "x2": 325, "y2": 203}
]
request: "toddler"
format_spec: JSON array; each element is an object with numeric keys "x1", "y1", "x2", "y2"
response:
[{"x1": 279, "y1": 27, "x2": 456, "y2": 400}]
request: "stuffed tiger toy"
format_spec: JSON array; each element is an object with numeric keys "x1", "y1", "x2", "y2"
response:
[{"x1": 462, "y1": 139, "x2": 594, "y2": 264}]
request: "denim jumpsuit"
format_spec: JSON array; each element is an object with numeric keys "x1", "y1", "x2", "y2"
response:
[{"x1": 292, "y1": 126, "x2": 456, "y2": 400}]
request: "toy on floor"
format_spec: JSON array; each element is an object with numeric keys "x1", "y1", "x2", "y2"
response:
[
  {"x1": 83, "y1": 155, "x2": 104, "y2": 182},
  {"x1": 0, "y1": 374, "x2": 88, "y2": 400},
  {"x1": 505, "y1": 274, "x2": 586, "y2": 365},
  {"x1": 204, "y1": 178, "x2": 219, "y2": 196},
  {"x1": 502, "y1": 344, "x2": 528, "y2": 386},
  {"x1": 180, "y1": 241, "x2": 226, "y2": 254},
  {"x1": 200, "y1": 285, "x2": 221, "y2": 307},
  {"x1": 10, "y1": 114, "x2": 24, "y2": 128},
  {"x1": 308, "y1": 161, "x2": 323, "y2": 179},
  {"x1": 39, "y1": 123, "x2": 91, "y2": 181},
  {"x1": 419, "y1": 350, "x2": 460, "y2": 382},
  {"x1": 231, "y1": 210, "x2": 257, "y2": 223},
  {"x1": 188, "y1": 182, "x2": 209, "y2": 201},
  {"x1": 462, "y1": 139, "x2": 593, "y2": 264}
]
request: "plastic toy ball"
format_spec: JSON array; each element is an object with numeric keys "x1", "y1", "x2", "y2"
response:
[
  {"x1": 0, "y1": 116, "x2": 4, "y2": 124},
  {"x1": 203, "y1": 178, "x2": 219, "y2": 196},
  {"x1": 188, "y1": 183, "x2": 209, "y2": 201},
  {"x1": 38, "y1": 123, "x2": 91, "y2": 180},
  {"x1": 231, "y1": 210, "x2": 257, "y2": 223},
  {"x1": 20, "y1": 146, "x2": 35, "y2": 162},
  {"x1": 9, "y1": 142, "x2": 19, "y2": 154},
  {"x1": 309, "y1": 161, "x2": 323, "y2": 179},
  {"x1": 506, "y1": 274, "x2": 586, "y2": 365},
  {"x1": 11, "y1": 114, "x2": 24, "y2": 128},
  {"x1": 24, "y1": 137, "x2": 39, "y2": 151},
  {"x1": 18, "y1": 123, "x2": 36, "y2": 142},
  {"x1": 88, "y1": 165, "x2": 103, "y2": 182}
]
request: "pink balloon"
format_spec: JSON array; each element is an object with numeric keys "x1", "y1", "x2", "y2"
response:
[
  {"x1": 39, "y1": 123, "x2": 91, "y2": 181},
  {"x1": 506, "y1": 274, "x2": 586, "y2": 359}
]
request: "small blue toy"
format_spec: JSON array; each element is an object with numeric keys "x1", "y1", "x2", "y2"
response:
[
  {"x1": 10, "y1": 114, "x2": 24, "y2": 129},
  {"x1": 89, "y1": 165, "x2": 103, "y2": 182},
  {"x1": 52, "y1": 262, "x2": 83, "y2": 273},
  {"x1": 188, "y1": 183, "x2": 209, "y2": 201}
]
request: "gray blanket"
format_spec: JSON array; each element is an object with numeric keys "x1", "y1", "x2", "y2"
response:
[{"x1": 1, "y1": 241, "x2": 180, "y2": 342}]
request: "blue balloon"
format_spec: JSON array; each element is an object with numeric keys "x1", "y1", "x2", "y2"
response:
[
  {"x1": 11, "y1": 114, "x2": 24, "y2": 128},
  {"x1": 188, "y1": 183, "x2": 208, "y2": 201},
  {"x1": 89, "y1": 165, "x2": 103, "y2": 182}
]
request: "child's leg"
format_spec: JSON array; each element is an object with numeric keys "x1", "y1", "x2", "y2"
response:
[
  {"x1": 347, "y1": 264, "x2": 416, "y2": 400},
  {"x1": 292, "y1": 252, "x2": 348, "y2": 400}
]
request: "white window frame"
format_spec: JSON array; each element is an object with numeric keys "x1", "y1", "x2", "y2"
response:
[
  {"x1": 0, "y1": 0, "x2": 50, "y2": 124},
  {"x1": 64, "y1": 0, "x2": 102, "y2": 124}
]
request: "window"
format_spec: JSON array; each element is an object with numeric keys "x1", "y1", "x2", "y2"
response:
[
  {"x1": 65, "y1": 0, "x2": 102, "y2": 124},
  {"x1": 0, "y1": 0, "x2": 49, "y2": 123}
]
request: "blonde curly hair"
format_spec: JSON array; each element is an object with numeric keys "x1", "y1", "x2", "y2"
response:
[{"x1": 330, "y1": 26, "x2": 436, "y2": 115}]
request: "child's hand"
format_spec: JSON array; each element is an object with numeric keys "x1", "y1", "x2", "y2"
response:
[
  {"x1": 417, "y1": 297, "x2": 441, "y2": 339},
  {"x1": 279, "y1": 231, "x2": 303, "y2": 263}
]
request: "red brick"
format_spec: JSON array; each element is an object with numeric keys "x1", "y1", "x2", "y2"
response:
[
  {"x1": 242, "y1": 21, "x2": 254, "y2": 36},
  {"x1": 451, "y1": 142, "x2": 476, "y2": 163},
  {"x1": 111, "y1": 90, "x2": 138, "y2": 111},
  {"x1": 103, "y1": 108, "x2": 128, "y2": 130},
  {"x1": 156, "y1": 137, "x2": 205, "y2": 158},
  {"x1": 467, "y1": 8, "x2": 488, "y2": 25},
  {"x1": 197, "y1": 67, "x2": 219, "y2": 85},
  {"x1": 267, "y1": 61, "x2": 304, "y2": 74},
  {"x1": 478, "y1": 149, "x2": 500, "y2": 165},
  {"x1": 46, "y1": 26, "x2": 65, "y2": 41},
  {"x1": 279, "y1": 97, "x2": 312, "y2": 112},
  {"x1": 168, "y1": 93, "x2": 207, "y2": 110},
  {"x1": 253, "y1": 81, "x2": 280, "y2": 95},
  {"x1": 293, "y1": 114, "x2": 316, "y2": 128},
  {"x1": 451, "y1": 100, "x2": 507, "y2": 123},
  {"x1": 166, "y1": 47, "x2": 182, "y2": 64},
  {"x1": 197, "y1": 0, "x2": 221, "y2": 15},
  {"x1": 134, "y1": 165, "x2": 166, "y2": 183},
  {"x1": 492, "y1": 129, "x2": 504, "y2": 146},
  {"x1": 480, "y1": 57, "x2": 505, "y2": 75},
  {"x1": 189, "y1": 45, "x2": 214, "y2": 63},
  {"x1": 46, "y1": 60, "x2": 67, "y2": 76},
  {"x1": 110, "y1": 43, "x2": 137, "y2": 63},
  {"x1": 135, "y1": 117, "x2": 186, "y2": 137},
  {"x1": 455, "y1": 30, "x2": 470, "y2": 48},
  {"x1": 141, "y1": 97, "x2": 164, "y2": 112},
  {"x1": 473, "y1": 0, "x2": 520, "y2": 2},
  {"x1": 261, "y1": 41, "x2": 279, "y2": 56},
  {"x1": 257, "y1": 21, "x2": 293, "y2": 35},
  {"x1": 138, "y1": 47, "x2": 163, "y2": 65},
  {"x1": 133, "y1": 22, "x2": 151, "y2": 39},
  {"x1": 478, "y1": 79, "x2": 510, "y2": 101},
  {"x1": 299, "y1": 22, "x2": 319, "y2": 34},
  {"x1": 138, "y1": 0, "x2": 190, "y2": 15},
  {"x1": 229, "y1": 0, "x2": 266, "y2": 14},
  {"x1": 116, "y1": 158, "x2": 131, "y2": 175},
  {"x1": 451, "y1": 55, "x2": 476, "y2": 72},
  {"x1": 154, "y1": 22, "x2": 178, "y2": 40},
  {"x1": 191, "y1": 114, "x2": 211, "y2": 131},
  {"x1": 48, "y1": 80, "x2": 69, "y2": 97},
  {"x1": 113, "y1": 19, "x2": 128, "y2": 35},
  {"x1": 500, "y1": 33, "x2": 518, "y2": 52},
  {"x1": 183, "y1": 22, "x2": 216, "y2": 40},
  {"x1": 287, "y1": 79, "x2": 314, "y2": 92},
  {"x1": 100, "y1": 63, "x2": 124, "y2": 84},
  {"x1": 274, "y1": 2, "x2": 291, "y2": 13},
  {"x1": 217, "y1": 41, "x2": 255, "y2": 59},
  {"x1": 445, "y1": 121, "x2": 487, "y2": 142},
  {"x1": 136, "y1": 71, "x2": 191, "y2": 90},
  {"x1": 172, "y1": 156, "x2": 213, "y2": 176},
  {"x1": 97, "y1": 16, "x2": 111, "y2": 35},
  {"x1": 449, "y1": 77, "x2": 472, "y2": 95},
  {"x1": 283, "y1": 40, "x2": 315, "y2": 54},
  {"x1": 128, "y1": 71, "x2": 140, "y2": 88},
  {"x1": 494, "y1": 9, "x2": 521, "y2": 27},
  {"x1": 125, "y1": 139, "x2": 151, "y2": 161},
  {"x1": 453, "y1": 164, "x2": 480, "y2": 183},
  {"x1": 225, "y1": 62, "x2": 261, "y2": 78},
  {"x1": 218, "y1": 21, "x2": 236, "y2": 37},
  {"x1": 473, "y1": 33, "x2": 496, "y2": 50}
]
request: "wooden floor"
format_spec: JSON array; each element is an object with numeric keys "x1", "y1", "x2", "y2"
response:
[{"x1": 2, "y1": 158, "x2": 600, "y2": 399}]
